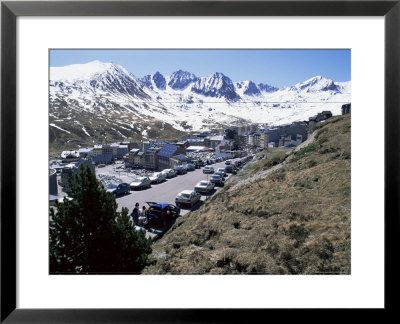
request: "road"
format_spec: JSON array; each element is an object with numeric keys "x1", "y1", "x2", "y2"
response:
[{"x1": 113, "y1": 159, "x2": 240, "y2": 215}]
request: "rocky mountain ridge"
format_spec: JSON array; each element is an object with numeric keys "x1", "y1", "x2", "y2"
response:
[{"x1": 49, "y1": 61, "x2": 351, "y2": 152}]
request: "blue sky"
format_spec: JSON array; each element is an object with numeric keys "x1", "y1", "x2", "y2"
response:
[{"x1": 50, "y1": 49, "x2": 350, "y2": 88}]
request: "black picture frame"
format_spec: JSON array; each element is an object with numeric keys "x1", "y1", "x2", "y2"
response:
[{"x1": 1, "y1": 0, "x2": 399, "y2": 322}]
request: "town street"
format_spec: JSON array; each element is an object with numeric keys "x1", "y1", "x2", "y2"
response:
[{"x1": 114, "y1": 159, "x2": 239, "y2": 216}]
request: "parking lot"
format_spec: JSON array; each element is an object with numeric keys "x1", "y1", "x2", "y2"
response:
[
  {"x1": 97, "y1": 159, "x2": 242, "y2": 216},
  {"x1": 96, "y1": 161, "x2": 151, "y2": 187}
]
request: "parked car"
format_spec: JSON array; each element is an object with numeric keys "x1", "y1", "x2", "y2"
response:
[
  {"x1": 174, "y1": 166, "x2": 187, "y2": 175},
  {"x1": 225, "y1": 160, "x2": 232, "y2": 165},
  {"x1": 149, "y1": 172, "x2": 166, "y2": 184},
  {"x1": 161, "y1": 168, "x2": 176, "y2": 178},
  {"x1": 130, "y1": 177, "x2": 151, "y2": 190},
  {"x1": 194, "y1": 160, "x2": 204, "y2": 167},
  {"x1": 203, "y1": 166, "x2": 214, "y2": 174},
  {"x1": 210, "y1": 174, "x2": 224, "y2": 186},
  {"x1": 161, "y1": 169, "x2": 170, "y2": 178},
  {"x1": 209, "y1": 158, "x2": 217, "y2": 164},
  {"x1": 216, "y1": 168, "x2": 227, "y2": 177},
  {"x1": 184, "y1": 163, "x2": 195, "y2": 171},
  {"x1": 225, "y1": 165, "x2": 234, "y2": 173},
  {"x1": 106, "y1": 182, "x2": 130, "y2": 197},
  {"x1": 214, "y1": 171, "x2": 225, "y2": 179},
  {"x1": 175, "y1": 190, "x2": 201, "y2": 207},
  {"x1": 145, "y1": 202, "x2": 181, "y2": 228},
  {"x1": 194, "y1": 180, "x2": 215, "y2": 194}
]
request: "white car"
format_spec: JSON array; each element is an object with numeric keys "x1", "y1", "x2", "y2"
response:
[
  {"x1": 161, "y1": 168, "x2": 176, "y2": 178},
  {"x1": 194, "y1": 180, "x2": 215, "y2": 194},
  {"x1": 175, "y1": 190, "x2": 201, "y2": 207},
  {"x1": 130, "y1": 177, "x2": 151, "y2": 190},
  {"x1": 149, "y1": 172, "x2": 166, "y2": 184},
  {"x1": 203, "y1": 166, "x2": 214, "y2": 174}
]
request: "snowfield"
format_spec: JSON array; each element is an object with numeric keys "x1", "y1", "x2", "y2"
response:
[{"x1": 50, "y1": 60, "x2": 351, "y2": 136}]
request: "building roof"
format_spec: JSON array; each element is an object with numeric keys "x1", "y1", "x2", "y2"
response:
[
  {"x1": 157, "y1": 144, "x2": 178, "y2": 158},
  {"x1": 91, "y1": 153, "x2": 113, "y2": 163},
  {"x1": 186, "y1": 146, "x2": 208, "y2": 152},
  {"x1": 172, "y1": 154, "x2": 188, "y2": 161},
  {"x1": 78, "y1": 148, "x2": 93, "y2": 154},
  {"x1": 145, "y1": 147, "x2": 160, "y2": 153},
  {"x1": 210, "y1": 135, "x2": 224, "y2": 141}
]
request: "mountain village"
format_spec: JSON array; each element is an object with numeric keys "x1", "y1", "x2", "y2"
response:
[
  {"x1": 50, "y1": 100, "x2": 350, "y2": 238},
  {"x1": 49, "y1": 59, "x2": 351, "y2": 273}
]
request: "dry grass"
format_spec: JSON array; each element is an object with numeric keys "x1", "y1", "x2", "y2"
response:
[
  {"x1": 49, "y1": 108, "x2": 186, "y2": 156},
  {"x1": 143, "y1": 115, "x2": 351, "y2": 275}
]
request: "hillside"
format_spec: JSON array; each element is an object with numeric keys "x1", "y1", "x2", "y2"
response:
[{"x1": 143, "y1": 114, "x2": 351, "y2": 274}]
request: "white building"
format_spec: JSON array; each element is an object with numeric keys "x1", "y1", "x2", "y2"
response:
[
  {"x1": 60, "y1": 150, "x2": 80, "y2": 159},
  {"x1": 214, "y1": 138, "x2": 233, "y2": 159},
  {"x1": 93, "y1": 145, "x2": 103, "y2": 156}
]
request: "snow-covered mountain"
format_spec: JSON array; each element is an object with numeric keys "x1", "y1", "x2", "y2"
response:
[
  {"x1": 49, "y1": 60, "x2": 351, "y2": 150},
  {"x1": 140, "y1": 72, "x2": 167, "y2": 91},
  {"x1": 168, "y1": 70, "x2": 198, "y2": 90},
  {"x1": 258, "y1": 83, "x2": 279, "y2": 93},
  {"x1": 191, "y1": 72, "x2": 240, "y2": 101},
  {"x1": 290, "y1": 75, "x2": 339, "y2": 92},
  {"x1": 51, "y1": 60, "x2": 150, "y2": 99},
  {"x1": 235, "y1": 81, "x2": 261, "y2": 96}
]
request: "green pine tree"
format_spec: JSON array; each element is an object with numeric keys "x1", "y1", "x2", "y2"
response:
[{"x1": 50, "y1": 165, "x2": 152, "y2": 274}]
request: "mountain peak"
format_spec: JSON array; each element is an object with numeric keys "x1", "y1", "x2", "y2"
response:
[
  {"x1": 50, "y1": 60, "x2": 150, "y2": 99},
  {"x1": 168, "y1": 70, "x2": 198, "y2": 90},
  {"x1": 50, "y1": 60, "x2": 131, "y2": 82},
  {"x1": 152, "y1": 72, "x2": 166, "y2": 90},
  {"x1": 243, "y1": 80, "x2": 261, "y2": 96},
  {"x1": 210, "y1": 72, "x2": 225, "y2": 78},
  {"x1": 293, "y1": 75, "x2": 338, "y2": 92},
  {"x1": 191, "y1": 72, "x2": 240, "y2": 101},
  {"x1": 258, "y1": 82, "x2": 278, "y2": 93}
]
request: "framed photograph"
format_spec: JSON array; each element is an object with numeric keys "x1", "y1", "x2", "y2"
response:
[{"x1": 1, "y1": 0, "x2": 398, "y2": 322}]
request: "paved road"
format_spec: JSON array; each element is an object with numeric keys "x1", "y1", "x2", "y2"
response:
[{"x1": 114, "y1": 159, "x2": 240, "y2": 215}]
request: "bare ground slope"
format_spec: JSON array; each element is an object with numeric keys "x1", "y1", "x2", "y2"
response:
[{"x1": 144, "y1": 114, "x2": 351, "y2": 274}]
